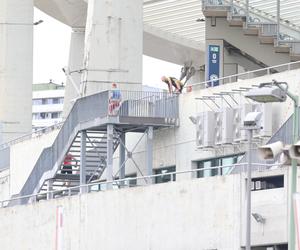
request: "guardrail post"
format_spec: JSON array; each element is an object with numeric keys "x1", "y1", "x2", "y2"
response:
[
  {"x1": 47, "y1": 179, "x2": 54, "y2": 200},
  {"x1": 106, "y1": 124, "x2": 114, "y2": 189},
  {"x1": 80, "y1": 130, "x2": 87, "y2": 194},
  {"x1": 146, "y1": 126, "x2": 153, "y2": 185}
]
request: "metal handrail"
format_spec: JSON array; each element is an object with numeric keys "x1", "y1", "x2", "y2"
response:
[
  {"x1": 0, "y1": 162, "x2": 283, "y2": 208},
  {"x1": 186, "y1": 60, "x2": 300, "y2": 90},
  {"x1": 0, "y1": 122, "x2": 64, "y2": 151}
]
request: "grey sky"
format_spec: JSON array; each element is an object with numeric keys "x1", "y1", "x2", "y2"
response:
[{"x1": 33, "y1": 8, "x2": 180, "y2": 90}]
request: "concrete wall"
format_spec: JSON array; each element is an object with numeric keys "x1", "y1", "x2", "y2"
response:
[
  {"x1": 0, "y1": 168, "x2": 290, "y2": 250},
  {"x1": 9, "y1": 130, "x2": 59, "y2": 196},
  {"x1": 0, "y1": 174, "x2": 241, "y2": 250}
]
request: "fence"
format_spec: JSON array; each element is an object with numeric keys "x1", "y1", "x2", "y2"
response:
[
  {"x1": 188, "y1": 60, "x2": 300, "y2": 90},
  {"x1": 0, "y1": 162, "x2": 283, "y2": 208},
  {"x1": 108, "y1": 90, "x2": 179, "y2": 120}
]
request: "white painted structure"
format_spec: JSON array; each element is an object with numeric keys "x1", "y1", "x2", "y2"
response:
[
  {"x1": 0, "y1": 168, "x2": 291, "y2": 250},
  {"x1": 1, "y1": 0, "x2": 300, "y2": 249},
  {"x1": 0, "y1": 65, "x2": 299, "y2": 250}
]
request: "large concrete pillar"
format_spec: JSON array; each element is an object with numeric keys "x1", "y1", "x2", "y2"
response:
[
  {"x1": 82, "y1": 0, "x2": 143, "y2": 96},
  {"x1": 63, "y1": 28, "x2": 85, "y2": 118},
  {"x1": 0, "y1": 0, "x2": 33, "y2": 142}
]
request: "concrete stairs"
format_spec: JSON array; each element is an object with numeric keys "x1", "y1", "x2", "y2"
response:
[{"x1": 202, "y1": 0, "x2": 300, "y2": 64}]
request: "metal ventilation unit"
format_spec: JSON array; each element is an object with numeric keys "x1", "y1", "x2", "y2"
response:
[
  {"x1": 196, "y1": 111, "x2": 215, "y2": 148},
  {"x1": 253, "y1": 103, "x2": 272, "y2": 138},
  {"x1": 233, "y1": 103, "x2": 253, "y2": 142}
]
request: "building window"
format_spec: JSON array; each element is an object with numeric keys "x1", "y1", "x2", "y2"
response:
[
  {"x1": 154, "y1": 166, "x2": 176, "y2": 184},
  {"x1": 40, "y1": 112, "x2": 46, "y2": 119},
  {"x1": 196, "y1": 154, "x2": 244, "y2": 178},
  {"x1": 251, "y1": 175, "x2": 284, "y2": 191},
  {"x1": 51, "y1": 112, "x2": 59, "y2": 119},
  {"x1": 42, "y1": 99, "x2": 49, "y2": 105},
  {"x1": 52, "y1": 98, "x2": 59, "y2": 104},
  {"x1": 33, "y1": 99, "x2": 42, "y2": 105},
  {"x1": 124, "y1": 173, "x2": 137, "y2": 187}
]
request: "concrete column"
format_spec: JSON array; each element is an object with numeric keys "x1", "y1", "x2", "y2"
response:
[
  {"x1": 0, "y1": 0, "x2": 33, "y2": 142},
  {"x1": 63, "y1": 28, "x2": 85, "y2": 118},
  {"x1": 80, "y1": 130, "x2": 87, "y2": 193},
  {"x1": 146, "y1": 126, "x2": 153, "y2": 184},
  {"x1": 82, "y1": 0, "x2": 143, "y2": 96},
  {"x1": 106, "y1": 124, "x2": 114, "y2": 189},
  {"x1": 119, "y1": 132, "x2": 126, "y2": 187}
]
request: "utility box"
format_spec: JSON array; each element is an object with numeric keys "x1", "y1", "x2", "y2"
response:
[
  {"x1": 215, "y1": 110, "x2": 223, "y2": 145},
  {"x1": 233, "y1": 103, "x2": 253, "y2": 142},
  {"x1": 253, "y1": 103, "x2": 272, "y2": 138},
  {"x1": 221, "y1": 107, "x2": 234, "y2": 144},
  {"x1": 196, "y1": 111, "x2": 215, "y2": 148},
  {"x1": 215, "y1": 107, "x2": 234, "y2": 145}
]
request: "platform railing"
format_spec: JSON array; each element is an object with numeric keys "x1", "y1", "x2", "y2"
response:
[
  {"x1": 108, "y1": 90, "x2": 179, "y2": 119},
  {"x1": 0, "y1": 122, "x2": 64, "y2": 151},
  {"x1": 0, "y1": 162, "x2": 283, "y2": 208},
  {"x1": 188, "y1": 60, "x2": 300, "y2": 90}
]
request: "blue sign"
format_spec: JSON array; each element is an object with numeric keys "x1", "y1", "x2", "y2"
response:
[{"x1": 207, "y1": 45, "x2": 220, "y2": 87}]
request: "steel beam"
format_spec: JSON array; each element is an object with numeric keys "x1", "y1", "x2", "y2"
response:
[
  {"x1": 107, "y1": 125, "x2": 114, "y2": 189},
  {"x1": 146, "y1": 126, "x2": 154, "y2": 184},
  {"x1": 119, "y1": 132, "x2": 126, "y2": 187},
  {"x1": 46, "y1": 180, "x2": 54, "y2": 200},
  {"x1": 80, "y1": 130, "x2": 87, "y2": 193}
]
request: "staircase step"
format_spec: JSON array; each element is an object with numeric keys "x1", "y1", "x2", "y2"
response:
[
  {"x1": 274, "y1": 45, "x2": 291, "y2": 53},
  {"x1": 202, "y1": 5, "x2": 231, "y2": 17},
  {"x1": 290, "y1": 53, "x2": 300, "y2": 62},
  {"x1": 228, "y1": 16, "x2": 245, "y2": 27},
  {"x1": 259, "y1": 35, "x2": 276, "y2": 44},
  {"x1": 243, "y1": 27, "x2": 259, "y2": 36}
]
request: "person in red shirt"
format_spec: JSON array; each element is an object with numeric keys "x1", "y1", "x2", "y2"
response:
[{"x1": 62, "y1": 154, "x2": 74, "y2": 174}]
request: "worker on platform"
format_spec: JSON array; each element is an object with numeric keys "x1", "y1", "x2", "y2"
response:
[
  {"x1": 161, "y1": 76, "x2": 184, "y2": 94},
  {"x1": 109, "y1": 83, "x2": 122, "y2": 115}
]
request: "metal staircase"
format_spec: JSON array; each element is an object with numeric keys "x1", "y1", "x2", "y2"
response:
[
  {"x1": 12, "y1": 90, "x2": 179, "y2": 205},
  {"x1": 202, "y1": 0, "x2": 300, "y2": 62},
  {"x1": 39, "y1": 130, "x2": 120, "y2": 195}
]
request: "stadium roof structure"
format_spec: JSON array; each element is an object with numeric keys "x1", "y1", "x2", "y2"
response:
[{"x1": 143, "y1": 0, "x2": 205, "y2": 45}]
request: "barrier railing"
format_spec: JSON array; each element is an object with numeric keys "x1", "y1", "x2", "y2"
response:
[
  {"x1": 108, "y1": 90, "x2": 179, "y2": 120},
  {"x1": 0, "y1": 122, "x2": 64, "y2": 151},
  {"x1": 0, "y1": 162, "x2": 283, "y2": 208},
  {"x1": 188, "y1": 60, "x2": 300, "y2": 90}
]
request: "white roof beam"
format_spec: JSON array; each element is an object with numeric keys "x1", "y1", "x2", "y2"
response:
[
  {"x1": 144, "y1": 1, "x2": 201, "y2": 16},
  {"x1": 146, "y1": 13, "x2": 202, "y2": 25},
  {"x1": 164, "y1": 22, "x2": 205, "y2": 32},
  {"x1": 144, "y1": 0, "x2": 199, "y2": 12},
  {"x1": 144, "y1": 8, "x2": 202, "y2": 22}
]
